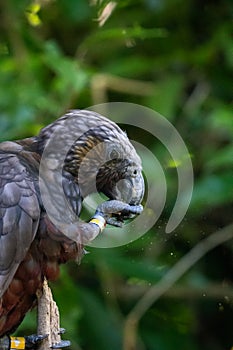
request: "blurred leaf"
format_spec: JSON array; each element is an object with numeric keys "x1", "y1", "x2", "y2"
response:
[
  {"x1": 25, "y1": 2, "x2": 42, "y2": 27},
  {"x1": 206, "y1": 143, "x2": 233, "y2": 171},
  {"x1": 77, "y1": 287, "x2": 122, "y2": 350},
  {"x1": 88, "y1": 250, "x2": 166, "y2": 283},
  {"x1": 209, "y1": 105, "x2": 233, "y2": 138},
  {"x1": 146, "y1": 76, "x2": 184, "y2": 120},
  {"x1": 83, "y1": 25, "x2": 167, "y2": 47},
  {"x1": 58, "y1": 0, "x2": 92, "y2": 23},
  {"x1": 43, "y1": 41, "x2": 89, "y2": 95},
  {"x1": 104, "y1": 55, "x2": 154, "y2": 78},
  {"x1": 190, "y1": 172, "x2": 233, "y2": 212}
]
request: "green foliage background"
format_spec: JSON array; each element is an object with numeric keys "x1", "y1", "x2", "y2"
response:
[{"x1": 0, "y1": 0, "x2": 232, "y2": 349}]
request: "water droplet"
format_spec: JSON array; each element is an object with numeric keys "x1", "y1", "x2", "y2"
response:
[{"x1": 218, "y1": 302, "x2": 224, "y2": 312}]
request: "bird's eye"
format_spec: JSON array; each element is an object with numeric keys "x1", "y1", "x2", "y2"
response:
[
  {"x1": 110, "y1": 149, "x2": 120, "y2": 159},
  {"x1": 133, "y1": 169, "x2": 138, "y2": 175}
]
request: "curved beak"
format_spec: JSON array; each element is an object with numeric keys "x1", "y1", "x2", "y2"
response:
[{"x1": 113, "y1": 171, "x2": 145, "y2": 205}]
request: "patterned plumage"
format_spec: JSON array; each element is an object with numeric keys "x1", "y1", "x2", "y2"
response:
[{"x1": 0, "y1": 110, "x2": 144, "y2": 337}]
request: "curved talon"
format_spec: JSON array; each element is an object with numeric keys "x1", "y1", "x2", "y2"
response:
[
  {"x1": 94, "y1": 200, "x2": 143, "y2": 228},
  {"x1": 106, "y1": 217, "x2": 123, "y2": 227},
  {"x1": 23, "y1": 333, "x2": 70, "y2": 349},
  {"x1": 58, "y1": 328, "x2": 66, "y2": 335},
  {"x1": 25, "y1": 334, "x2": 48, "y2": 348},
  {"x1": 51, "y1": 340, "x2": 71, "y2": 349},
  {"x1": 96, "y1": 200, "x2": 143, "y2": 220},
  {"x1": 122, "y1": 204, "x2": 143, "y2": 215}
]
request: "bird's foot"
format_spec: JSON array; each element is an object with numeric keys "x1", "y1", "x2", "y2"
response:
[
  {"x1": 96, "y1": 200, "x2": 143, "y2": 227},
  {"x1": 25, "y1": 334, "x2": 48, "y2": 348},
  {"x1": 1, "y1": 332, "x2": 71, "y2": 349},
  {"x1": 0, "y1": 334, "x2": 48, "y2": 350},
  {"x1": 51, "y1": 329, "x2": 71, "y2": 349}
]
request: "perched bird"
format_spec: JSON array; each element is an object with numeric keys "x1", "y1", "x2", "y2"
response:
[{"x1": 0, "y1": 110, "x2": 144, "y2": 348}]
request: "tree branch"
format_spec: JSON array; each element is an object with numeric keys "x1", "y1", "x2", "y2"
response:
[
  {"x1": 117, "y1": 283, "x2": 233, "y2": 301},
  {"x1": 37, "y1": 279, "x2": 62, "y2": 350},
  {"x1": 91, "y1": 74, "x2": 155, "y2": 104}
]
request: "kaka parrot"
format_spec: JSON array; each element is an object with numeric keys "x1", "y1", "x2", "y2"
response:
[{"x1": 0, "y1": 110, "x2": 144, "y2": 348}]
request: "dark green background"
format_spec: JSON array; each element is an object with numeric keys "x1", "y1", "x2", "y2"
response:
[{"x1": 0, "y1": 1, "x2": 232, "y2": 349}]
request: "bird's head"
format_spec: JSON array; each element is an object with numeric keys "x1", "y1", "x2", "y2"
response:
[
  {"x1": 38, "y1": 110, "x2": 145, "y2": 206},
  {"x1": 95, "y1": 135, "x2": 144, "y2": 206}
]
